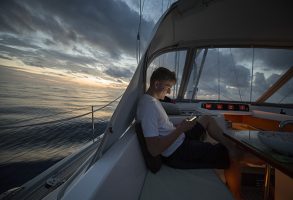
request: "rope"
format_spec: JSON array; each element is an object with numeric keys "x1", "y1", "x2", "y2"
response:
[
  {"x1": 93, "y1": 94, "x2": 122, "y2": 112},
  {"x1": 0, "y1": 94, "x2": 123, "y2": 130}
]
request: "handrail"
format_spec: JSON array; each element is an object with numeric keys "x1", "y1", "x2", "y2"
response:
[
  {"x1": 92, "y1": 94, "x2": 122, "y2": 113},
  {"x1": 0, "y1": 94, "x2": 123, "y2": 130}
]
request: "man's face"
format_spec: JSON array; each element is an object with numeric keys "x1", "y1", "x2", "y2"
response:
[{"x1": 155, "y1": 80, "x2": 175, "y2": 100}]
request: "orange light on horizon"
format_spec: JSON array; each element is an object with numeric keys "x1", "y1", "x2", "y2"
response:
[{"x1": 0, "y1": 60, "x2": 129, "y2": 89}]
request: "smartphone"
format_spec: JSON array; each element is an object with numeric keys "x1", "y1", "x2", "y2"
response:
[{"x1": 188, "y1": 116, "x2": 197, "y2": 121}]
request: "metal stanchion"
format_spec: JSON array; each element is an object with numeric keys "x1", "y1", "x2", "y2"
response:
[{"x1": 91, "y1": 106, "x2": 95, "y2": 142}]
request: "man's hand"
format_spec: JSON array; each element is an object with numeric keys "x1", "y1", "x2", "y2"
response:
[
  {"x1": 177, "y1": 119, "x2": 196, "y2": 133},
  {"x1": 145, "y1": 118, "x2": 196, "y2": 157}
]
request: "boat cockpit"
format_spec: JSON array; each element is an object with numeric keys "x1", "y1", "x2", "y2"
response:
[
  {"x1": 55, "y1": 46, "x2": 293, "y2": 200},
  {"x1": 3, "y1": 1, "x2": 293, "y2": 200}
]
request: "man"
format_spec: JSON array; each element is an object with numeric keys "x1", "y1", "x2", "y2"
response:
[{"x1": 136, "y1": 67, "x2": 258, "y2": 200}]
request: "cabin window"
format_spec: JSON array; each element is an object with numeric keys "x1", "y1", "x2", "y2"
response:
[
  {"x1": 266, "y1": 78, "x2": 293, "y2": 104},
  {"x1": 147, "y1": 50, "x2": 187, "y2": 98},
  {"x1": 185, "y1": 48, "x2": 293, "y2": 105}
]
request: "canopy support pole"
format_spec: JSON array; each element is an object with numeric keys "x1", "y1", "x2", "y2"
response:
[{"x1": 256, "y1": 66, "x2": 293, "y2": 103}]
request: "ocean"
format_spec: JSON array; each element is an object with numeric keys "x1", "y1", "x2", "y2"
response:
[{"x1": 0, "y1": 66, "x2": 124, "y2": 194}]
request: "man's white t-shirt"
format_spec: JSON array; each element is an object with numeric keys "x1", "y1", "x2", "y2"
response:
[{"x1": 136, "y1": 94, "x2": 185, "y2": 157}]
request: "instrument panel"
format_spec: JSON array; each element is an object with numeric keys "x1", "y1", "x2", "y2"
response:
[{"x1": 201, "y1": 102, "x2": 249, "y2": 111}]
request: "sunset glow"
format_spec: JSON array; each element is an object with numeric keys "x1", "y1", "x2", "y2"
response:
[{"x1": 0, "y1": 0, "x2": 175, "y2": 90}]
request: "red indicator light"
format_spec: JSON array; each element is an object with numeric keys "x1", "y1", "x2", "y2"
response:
[
  {"x1": 205, "y1": 104, "x2": 212, "y2": 109},
  {"x1": 239, "y1": 105, "x2": 245, "y2": 110},
  {"x1": 217, "y1": 104, "x2": 223, "y2": 110},
  {"x1": 228, "y1": 105, "x2": 234, "y2": 110}
]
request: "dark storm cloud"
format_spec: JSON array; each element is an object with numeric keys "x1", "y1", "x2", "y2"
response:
[
  {"x1": 256, "y1": 49, "x2": 293, "y2": 70},
  {"x1": 0, "y1": 35, "x2": 39, "y2": 49},
  {"x1": 233, "y1": 48, "x2": 293, "y2": 71},
  {"x1": 126, "y1": 0, "x2": 175, "y2": 22},
  {"x1": 158, "y1": 48, "x2": 292, "y2": 102},
  {"x1": 0, "y1": 44, "x2": 36, "y2": 59},
  {"x1": 253, "y1": 72, "x2": 286, "y2": 96},
  {"x1": 0, "y1": 0, "x2": 153, "y2": 56},
  {"x1": 0, "y1": 43, "x2": 97, "y2": 71},
  {"x1": 194, "y1": 49, "x2": 292, "y2": 102},
  {"x1": 253, "y1": 72, "x2": 293, "y2": 103},
  {"x1": 253, "y1": 72, "x2": 267, "y2": 92},
  {"x1": 104, "y1": 67, "x2": 132, "y2": 79},
  {"x1": 0, "y1": 0, "x2": 154, "y2": 74},
  {"x1": 199, "y1": 49, "x2": 250, "y2": 87}
]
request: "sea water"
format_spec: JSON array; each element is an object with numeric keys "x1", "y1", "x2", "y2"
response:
[{"x1": 0, "y1": 66, "x2": 125, "y2": 193}]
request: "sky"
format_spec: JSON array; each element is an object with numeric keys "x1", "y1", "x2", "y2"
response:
[
  {"x1": 195, "y1": 48, "x2": 293, "y2": 103},
  {"x1": 0, "y1": 0, "x2": 292, "y2": 104},
  {"x1": 0, "y1": 0, "x2": 175, "y2": 88}
]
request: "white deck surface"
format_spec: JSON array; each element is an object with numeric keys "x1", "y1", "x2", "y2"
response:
[{"x1": 140, "y1": 165, "x2": 234, "y2": 200}]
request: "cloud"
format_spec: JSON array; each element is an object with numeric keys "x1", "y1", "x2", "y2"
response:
[
  {"x1": 122, "y1": 0, "x2": 175, "y2": 22},
  {"x1": 185, "y1": 48, "x2": 293, "y2": 102},
  {"x1": 253, "y1": 72, "x2": 268, "y2": 96},
  {"x1": 232, "y1": 48, "x2": 293, "y2": 71},
  {"x1": 253, "y1": 72, "x2": 293, "y2": 103},
  {"x1": 1, "y1": 0, "x2": 291, "y2": 103},
  {"x1": 104, "y1": 66, "x2": 132, "y2": 79},
  {"x1": 197, "y1": 49, "x2": 251, "y2": 98},
  {"x1": 0, "y1": 54, "x2": 12, "y2": 60},
  {"x1": 0, "y1": 0, "x2": 155, "y2": 82}
]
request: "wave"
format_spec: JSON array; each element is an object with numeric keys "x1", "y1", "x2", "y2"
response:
[{"x1": 0, "y1": 66, "x2": 123, "y2": 194}]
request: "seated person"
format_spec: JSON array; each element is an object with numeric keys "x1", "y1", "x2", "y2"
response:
[{"x1": 136, "y1": 67, "x2": 261, "y2": 200}]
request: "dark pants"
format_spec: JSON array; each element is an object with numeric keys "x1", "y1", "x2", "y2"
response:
[{"x1": 162, "y1": 122, "x2": 230, "y2": 169}]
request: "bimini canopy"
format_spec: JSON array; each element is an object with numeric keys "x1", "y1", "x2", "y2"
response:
[{"x1": 147, "y1": 0, "x2": 293, "y2": 58}]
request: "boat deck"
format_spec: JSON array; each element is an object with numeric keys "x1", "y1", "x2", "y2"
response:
[{"x1": 140, "y1": 165, "x2": 234, "y2": 200}]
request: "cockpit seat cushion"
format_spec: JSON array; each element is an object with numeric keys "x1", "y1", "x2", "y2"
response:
[
  {"x1": 140, "y1": 165, "x2": 234, "y2": 200},
  {"x1": 135, "y1": 122, "x2": 162, "y2": 173}
]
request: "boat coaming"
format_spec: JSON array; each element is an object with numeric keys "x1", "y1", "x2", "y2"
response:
[{"x1": 61, "y1": 125, "x2": 147, "y2": 200}]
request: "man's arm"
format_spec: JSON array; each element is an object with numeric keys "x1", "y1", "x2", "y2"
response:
[{"x1": 145, "y1": 119, "x2": 196, "y2": 157}]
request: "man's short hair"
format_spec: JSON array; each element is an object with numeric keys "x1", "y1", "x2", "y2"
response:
[{"x1": 150, "y1": 67, "x2": 177, "y2": 84}]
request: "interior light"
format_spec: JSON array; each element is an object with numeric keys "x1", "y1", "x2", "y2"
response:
[
  {"x1": 205, "y1": 104, "x2": 212, "y2": 109},
  {"x1": 239, "y1": 105, "x2": 245, "y2": 110},
  {"x1": 217, "y1": 104, "x2": 223, "y2": 110},
  {"x1": 228, "y1": 105, "x2": 234, "y2": 110}
]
